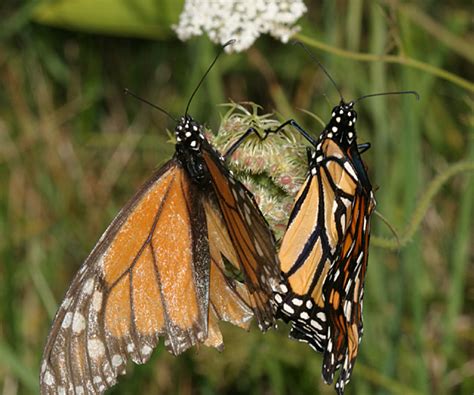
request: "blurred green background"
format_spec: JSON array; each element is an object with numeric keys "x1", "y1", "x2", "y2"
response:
[{"x1": 0, "y1": 1, "x2": 472, "y2": 394}]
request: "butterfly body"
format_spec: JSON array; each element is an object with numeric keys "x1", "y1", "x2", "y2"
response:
[
  {"x1": 174, "y1": 115, "x2": 209, "y2": 182},
  {"x1": 273, "y1": 101, "x2": 375, "y2": 395},
  {"x1": 40, "y1": 113, "x2": 280, "y2": 394}
]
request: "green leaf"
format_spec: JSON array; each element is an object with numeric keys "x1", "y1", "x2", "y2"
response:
[{"x1": 33, "y1": 0, "x2": 184, "y2": 39}]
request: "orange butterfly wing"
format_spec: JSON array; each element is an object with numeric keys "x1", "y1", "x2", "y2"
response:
[
  {"x1": 203, "y1": 148, "x2": 281, "y2": 330},
  {"x1": 40, "y1": 159, "x2": 257, "y2": 394},
  {"x1": 321, "y1": 171, "x2": 375, "y2": 394},
  {"x1": 202, "y1": 198, "x2": 255, "y2": 349}
]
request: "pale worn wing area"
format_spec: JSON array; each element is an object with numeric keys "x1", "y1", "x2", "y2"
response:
[{"x1": 40, "y1": 161, "x2": 211, "y2": 395}]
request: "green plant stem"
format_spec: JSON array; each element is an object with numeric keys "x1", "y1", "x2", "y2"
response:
[
  {"x1": 399, "y1": 4, "x2": 473, "y2": 63},
  {"x1": 372, "y1": 160, "x2": 474, "y2": 249},
  {"x1": 295, "y1": 33, "x2": 474, "y2": 92}
]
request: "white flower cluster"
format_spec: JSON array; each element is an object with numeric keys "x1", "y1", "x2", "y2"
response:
[{"x1": 173, "y1": 0, "x2": 307, "y2": 52}]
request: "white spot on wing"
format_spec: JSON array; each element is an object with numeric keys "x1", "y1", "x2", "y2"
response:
[
  {"x1": 43, "y1": 371, "x2": 54, "y2": 386},
  {"x1": 310, "y1": 319, "x2": 322, "y2": 330},
  {"x1": 92, "y1": 290, "x2": 103, "y2": 312},
  {"x1": 83, "y1": 278, "x2": 94, "y2": 295},
  {"x1": 344, "y1": 162, "x2": 358, "y2": 180},
  {"x1": 142, "y1": 345, "x2": 153, "y2": 356},
  {"x1": 62, "y1": 297, "x2": 72, "y2": 309},
  {"x1": 345, "y1": 278, "x2": 353, "y2": 294},
  {"x1": 88, "y1": 339, "x2": 105, "y2": 359},
  {"x1": 62, "y1": 312, "x2": 73, "y2": 329},
  {"x1": 292, "y1": 298, "x2": 303, "y2": 306},
  {"x1": 279, "y1": 284, "x2": 288, "y2": 293},
  {"x1": 341, "y1": 197, "x2": 351, "y2": 208},
  {"x1": 328, "y1": 339, "x2": 333, "y2": 352},
  {"x1": 72, "y1": 312, "x2": 86, "y2": 334},
  {"x1": 317, "y1": 312, "x2": 326, "y2": 321},
  {"x1": 112, "y1": 354, "x2": 123, "y2": 367},
  {"x1": 300, "y1": 311, "x2": 310, "y2": 320},
  {"x1": 283, "y1": 303, "x2": 294, "y2": 314},
  {"x1": 344, "y1": 301, "x2": 352, "y2": 321},
  {"x1": 255, "y1": 241, "x2": 264, "y2": 257}
]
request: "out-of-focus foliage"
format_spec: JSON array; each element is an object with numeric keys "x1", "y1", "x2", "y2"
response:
[
  {"x1": 0, "y1": 1, "x2": 472, "y2": 395},
  {"x1": 34, "y1": 0, "x2": 182, "y2": 39}
]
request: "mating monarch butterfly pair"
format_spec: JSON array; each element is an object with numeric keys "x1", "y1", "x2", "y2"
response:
[{"x1": 40, "y1": 40, "x2": 417, "y2": 395}]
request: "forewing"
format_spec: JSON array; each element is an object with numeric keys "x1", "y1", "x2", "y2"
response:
[
  {"x1": 274, "y1": 140, "x2": 359, "y2": 352},
  {"x1": 202, "y1": 148, "x2": 280, "y2": 330},
  {"x1": 40, "y1": 160, "x2": 211, "y2": 395}
]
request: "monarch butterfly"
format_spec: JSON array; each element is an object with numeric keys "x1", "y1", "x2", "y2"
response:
[
  {"x1": 271, "y1": 101, "x2": 375, "y2": 395},
  {"x1": 40, "y1": 40, "x2": 281, "y2": 395},
  {"x1": 270, "y1": 47, "x2": 418, "y2": 395}
]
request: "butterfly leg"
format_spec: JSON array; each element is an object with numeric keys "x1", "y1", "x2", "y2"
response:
[
  {"x1": 224, "y1": 127, "x2": 269, "y2": 159},
  {"x1": 357, "y1": 143, "x2": 371, "y2": 154},
  {"x1": 224, "y1": 119, "x2": 318, "y2": 160},
  {"x1": 268, "y1": 119, "x2": 319, "y2": 146}
]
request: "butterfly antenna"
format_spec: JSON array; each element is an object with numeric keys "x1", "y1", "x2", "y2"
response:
[
  {"x1": 292, "y1": 41, "x2": 344, "y2": 102},
  {"x1": 353, "y1": 90, "x2": 420, "y2": 104},
  {"x1": 185, "y1": 39, "x2": 236, "y2": 117},
  {"x1": 124, "y1": 88, "x2": 177, "y2": 122}
]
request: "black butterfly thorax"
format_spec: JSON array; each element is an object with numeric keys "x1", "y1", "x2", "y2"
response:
[
  {"x1": 308, "y1": 101, "x2": 372, "y2": 194},
  {"x1": 174, "y1": 115, "x2": 212, "y2": 186}
]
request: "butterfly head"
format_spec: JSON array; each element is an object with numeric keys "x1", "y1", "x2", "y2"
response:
[
  {"x1": 175, "y1": 115, "x2": 206, "y2": 151},
  {"x1": 323, "y1": 101, "x2": 358, "y2": 146}
]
